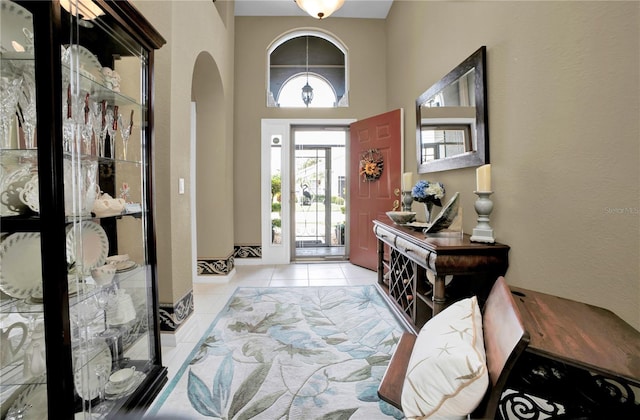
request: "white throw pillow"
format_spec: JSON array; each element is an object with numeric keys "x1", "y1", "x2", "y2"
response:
[{"x1": 401, "y1": 296, "x2": 488, "y2": 419}]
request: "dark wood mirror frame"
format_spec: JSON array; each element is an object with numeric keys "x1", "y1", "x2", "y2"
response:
[{"x1": 416, "y1": 46, "x2": 488, "y2": 173}]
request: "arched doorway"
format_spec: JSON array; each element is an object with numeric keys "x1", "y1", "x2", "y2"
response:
[{"x1": 191, "y1": 53, "x2": 233, "y2": 277}]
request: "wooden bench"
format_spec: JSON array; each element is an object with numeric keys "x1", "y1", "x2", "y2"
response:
[{"x1": 378, "y1": 276, "x2": 530, "y2": 419}]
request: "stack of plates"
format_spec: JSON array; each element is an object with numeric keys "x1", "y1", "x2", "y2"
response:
[{"x1": 105, "y1": 255, "x2": 137, "y2": 273}]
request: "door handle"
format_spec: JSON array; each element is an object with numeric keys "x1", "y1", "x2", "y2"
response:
[{"x1": 392, "y1": 199, "x2": 400, "y2": 211}]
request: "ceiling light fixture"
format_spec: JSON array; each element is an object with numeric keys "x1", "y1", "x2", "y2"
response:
[
  {"x1": 60, "y1": 0, "x2": 105, "y2": 20},
  {"x1": 295, "y1": 0, "x2": 345, "y2": 20},
  {"x1": 301, "y1": 36, "x2": 314, "y2": 107}
]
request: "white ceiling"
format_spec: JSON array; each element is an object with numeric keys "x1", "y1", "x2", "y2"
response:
[{"x1": 234, "y1": 0, "x2": 394, "y2": 19}]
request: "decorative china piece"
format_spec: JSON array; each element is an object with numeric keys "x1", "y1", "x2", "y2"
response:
[
  {"x1": 113, "y1": 260, "x2": 136, "y2": 273},
  {"x1": 106, "y1": 254, "x2": 129, "y2": 264},
  {"x1": 65, "y1": 221, "x2": 109, "y2": 274},
  {"x1": 73, "y1": 342, "x2": 112, "y2": 401},
  {"x1": 18, "y1": 172, "x2": 39, "y2": 212},
  {"x1": 107, "y1": 289, "x2": 136, "y2": 326},
  {"x1": 0, "y1": 321, "x2": 28, "y2": 368},
  {"x1": 101, "y1": 67, "x2": 121, "y2": 91},
  {"x1": 0, "y1": 165, "x2": 33, "y2": 215},
  {"x1": 91, "y1": 264, "x2": 116, "y2": 286},
  {"x1": 108, "y1": 366, "x2": 136, "y2": 388},
  {"x1": 0, "y1": 232, "x2": 42, "y2": 298},
  {"x1": 63, "y1": 44, "x2": 103, "y2": 82},
  {"x1": 92, "y1": 193, "x2": 125, "y2": 217},
  {"x1": 6, "y1": 374, "x2": 48, "y2": 420},
  {"x1": 105, "y1": 370, "x2": 145, "y2": 400}
]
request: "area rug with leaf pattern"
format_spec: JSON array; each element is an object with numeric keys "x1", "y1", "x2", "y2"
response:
[{"x1": 147, "y1": 285, "x2": 408, "y2": 419}]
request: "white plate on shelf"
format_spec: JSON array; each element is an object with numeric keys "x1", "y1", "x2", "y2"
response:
[
  {"x1": 0, "y1": 1, "x2": 33, "y2": 54},
  {"x1": 63, "y1": 44, "x2": 102, "y2": 80},
  {"x1": 66, "y1": 221, "x2": 109, "y2": 273},
  {"x1": 0, "y1": 232, "x2": 42, "y2": 299},
  {"x1": 105, "y1": 371, "x2": 145, "y2": 400},
  {"x1": 73, "y1": 343, "x2": 112, "y2": 401},
  {"x1": 6, "y1": 374, "x2": 48, "y2": 420},
  {"x1": 114, "y1": 260, "x2": 137, "y2": 273}
]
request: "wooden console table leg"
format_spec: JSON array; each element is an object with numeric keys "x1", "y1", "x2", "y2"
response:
[
  {"x1": 432, "y1": 275, "x2": 446, "y2": 315},
  {"x1": 377, "y1": 238, "x2": 385, "y2": 285}
]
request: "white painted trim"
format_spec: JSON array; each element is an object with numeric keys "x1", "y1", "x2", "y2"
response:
[
  {"x1": 193, "y1": 268, "x2": 236, "y2": 284},
  {"x1": 190, "y1": 102, "x2": 197, "y2": 280},
  {"x1": 261, "y1": 119, "x2": 356, "y2": 265},
  {"x1": 161, "y1": 312, "x2": 195, "y2": 347}
]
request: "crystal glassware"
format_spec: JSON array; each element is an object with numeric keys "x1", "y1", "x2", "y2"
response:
[
  {"x1": 93, "y1": 361, "x2": 111, "y2": 414},
  {"x1": 0, "y1": 76, "x2": 23, "y2": 149},
  {"x1": 90, "y1": 100, "x2": 108, "y2": 157},
  {"x1": 106, "y1": 106, "x2": 118, "y2": 159},
  {"x1": 81, "y1": 93, "x2": 93, "y2": 155},
  {"x1": 117, "y1": 110, "x2": 133, "y2": 160},
  {"x1": 17, "y1": 66, "x2": 37, "y2": 149}
]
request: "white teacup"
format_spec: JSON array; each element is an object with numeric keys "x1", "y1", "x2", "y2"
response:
[
  {"x1": 108, "y1": 366, "x2": 136, "y2": 389},
  {"x1": 91, "y1": 264, "x2": 116, "y2": 287}
]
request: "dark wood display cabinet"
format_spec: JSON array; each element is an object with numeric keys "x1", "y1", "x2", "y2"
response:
[
  {"x1": 373, "y1": 217, "x2": 510, "y2": 329},
  {"x1": 0, "y1": 1, "x2": 166, "y2": 418}
]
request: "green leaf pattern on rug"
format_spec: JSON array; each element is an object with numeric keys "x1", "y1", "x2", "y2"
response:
[{"x1": 172, "y1": 286, "x2": 406, "y2": 419}]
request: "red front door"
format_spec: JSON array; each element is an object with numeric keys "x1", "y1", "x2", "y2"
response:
[{"x1": 349, "y1": 109, "x2": 403, "y2": 270}]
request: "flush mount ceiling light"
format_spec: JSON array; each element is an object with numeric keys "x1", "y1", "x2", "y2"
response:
[{"x1": 295, "y1": 0, "x2": 345, "y2": 19}]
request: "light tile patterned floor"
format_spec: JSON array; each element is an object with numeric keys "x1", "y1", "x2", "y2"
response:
[{"x1": 157, "y1": 263, "x2": 378, "y2": 394}]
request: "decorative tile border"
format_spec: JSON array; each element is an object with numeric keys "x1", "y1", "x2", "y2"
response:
[
  {"x1": 234, "y1": 245, "x2": 262, "y2": 259},
  {"x1": 197, "y1": 253, "x2": 235, "y2": 276},
  {"x1": 159, "y1": 289, "x2": 194, "y2": 332}
]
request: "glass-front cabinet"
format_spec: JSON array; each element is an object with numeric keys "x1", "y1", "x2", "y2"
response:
[{"x1": 0, "y1": 1, "x2": 166, "y2": 418}]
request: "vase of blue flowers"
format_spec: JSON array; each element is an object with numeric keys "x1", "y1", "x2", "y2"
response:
[{"x1": 411, "y1": 180, "x2": 445, "y2": 223}]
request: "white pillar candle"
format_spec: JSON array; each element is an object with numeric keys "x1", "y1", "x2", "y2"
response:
[
  {"x1": 403, "y1": 172, "x2": 413, "y2": 191},
  {"x1": 476, "y1": 164, "x2": 492, "y2": 192}
]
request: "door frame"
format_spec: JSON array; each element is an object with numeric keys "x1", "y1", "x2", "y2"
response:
[{"x1": 261, "y1": 119, "x2": 355, "y2": 265}]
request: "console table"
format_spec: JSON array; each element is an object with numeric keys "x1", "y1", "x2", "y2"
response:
[{"x1": 373, "y1": 217, "x2": 510, "y2": 328}]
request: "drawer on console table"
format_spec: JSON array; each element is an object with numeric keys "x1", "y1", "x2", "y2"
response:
[
  {"x1": 374, "y1": 224, "x2": 397, "y2": 247},
  {"x1": 394, "y1": 236, "x2": 431, "y2": 267}
]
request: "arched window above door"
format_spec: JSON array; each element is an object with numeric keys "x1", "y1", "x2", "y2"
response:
[{"x1": 268, "y1": 31, "x2": 348, "y2": 108}]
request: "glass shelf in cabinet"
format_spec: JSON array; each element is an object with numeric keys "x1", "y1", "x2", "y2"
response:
[{"x1": 62, "y1": 64, "x2": 144, "y2": 110}]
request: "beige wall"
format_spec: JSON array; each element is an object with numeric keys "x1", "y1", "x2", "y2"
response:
[
  {"x1": 133, "y1": 0, "x2": 235, "y2": 305},
  {"x1": 134, "y1": 0, "x2": 639, "y2": 331},
  {"x1": 233, "y1": 16, "x2": 387, "y2": 244},
  {"x1": 387, "y1": 1, "x2": 639, "y2": 329}
]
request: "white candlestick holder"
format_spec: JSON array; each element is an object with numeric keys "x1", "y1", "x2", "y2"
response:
[{"x1": 470, "y1": 191, "x2": 495, "y2": 243}]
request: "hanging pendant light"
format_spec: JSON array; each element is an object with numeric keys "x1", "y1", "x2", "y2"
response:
[
  {"x1": 301, "y1": 36, "x2": 314, "y2": 107},
  {"x1": 295, "y1": 0, "x2": 345, "y2": 20}
]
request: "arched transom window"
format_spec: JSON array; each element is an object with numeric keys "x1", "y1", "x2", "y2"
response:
[{"x1": 268, "y1": 31, "x2": 348, "y2": 108}]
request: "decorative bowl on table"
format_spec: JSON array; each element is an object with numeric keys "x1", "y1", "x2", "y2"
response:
[{"x1": 386, "y1": 211, "x2": 417, "y2": 225}]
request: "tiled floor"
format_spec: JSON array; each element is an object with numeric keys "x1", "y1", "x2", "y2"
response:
[{"x1": 157, "y1": 262, "x2": 378, "y2": 389}]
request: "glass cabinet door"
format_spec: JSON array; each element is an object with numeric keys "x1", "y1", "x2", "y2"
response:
[
  {"x1": 1, "y1": 1, "x2": 165, "y2": 418},
  {"x1": 1, "y1": 2, "x2": 46, "y2": 419}
]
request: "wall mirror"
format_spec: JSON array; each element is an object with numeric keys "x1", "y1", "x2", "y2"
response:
[{"x1": 416, "y1": 46, "x2": 488, "y2": 173}]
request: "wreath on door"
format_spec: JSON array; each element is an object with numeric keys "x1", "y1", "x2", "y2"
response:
[{"x1": 359, "y1": 149, "x2": 384, "y2": 182}]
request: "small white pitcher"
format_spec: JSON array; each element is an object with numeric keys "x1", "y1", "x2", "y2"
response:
[{"x1": 0, "y1": 322, "x2": 28, "y2": 368}]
